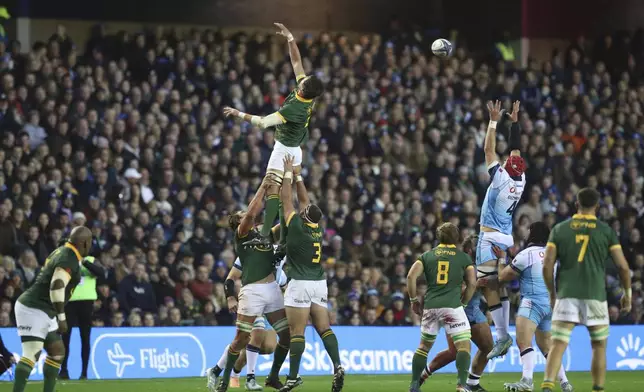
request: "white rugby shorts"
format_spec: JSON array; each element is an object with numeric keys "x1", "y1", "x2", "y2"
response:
[
  {"x1": 238, "y1": 281, "x2": 285, "y2": 317},
  {"x1": 15, "y1": 301, "x2": 58, "y2": 340},
  {"x1": 421, "y1": 307, "x2": 471, "y2": 337},
  {"x1": 267, "y1": 141, "x2": 303, "y2": 172},
  {"x1": 284, "y1": 279, "x2": 328, "y2": 308},
  {"x1": 552, "y1": 298, "x2": 609, "y2": 326}
]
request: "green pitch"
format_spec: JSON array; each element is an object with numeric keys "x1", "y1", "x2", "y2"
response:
[{"x1": 9, "y1": 372, "x2": 644, "y2": 392}]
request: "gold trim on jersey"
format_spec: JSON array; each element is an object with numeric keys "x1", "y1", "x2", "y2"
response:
[
  {"x1": 286, "y1": 211, "x2": 296, "y2": 226},
  {"x1": 572, "y1": 214, "x2": 597, "y2": 220},
  {"x1": 296, "y1": 74, "x2": 307, "y2": 83},
  {"x1": 546, "y1": 242, "x2": 556, "y2": 249},
  {"x1": 295, "y1": 93, "x2": 313, "y2": 103},
  {"x1": 64, "y1": 242, "x2": 82, "y2": 262},
  {"x1": 610, "y1": 244, "x2": 622, "y2": 250},
  {"x1": 437, "y1": 244, "x2": 457, "y2": 248},
  {"x1": 276, "y1": 111, "x2": 286, "y2": 123},
  {"x1": 305, "y1": 222, "x2": 319, "y2": 228}
]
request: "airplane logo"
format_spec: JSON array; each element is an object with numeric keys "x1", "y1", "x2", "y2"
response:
[{"x1": 107, "y1": 343, "x2": 135, "y2": 378}]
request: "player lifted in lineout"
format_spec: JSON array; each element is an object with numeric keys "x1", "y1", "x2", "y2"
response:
[
  {"x1": 223, "y1": 22, "x2": 323, "y2": 249},
  {"x1": 407, "y1": 223, "x2": 477, "y2": 392},
  {"x1": 279, "y1": 155, "x2": 344, "y2": 392},
  {"x1": 478, "y1": 100, "x2": 526, "y2": 359},
  {"x1": 208, "y1": 250, "x2": 288, "y2": 391},
  {"x1": 212, "y1": 179, "x2": 291, "y2": 392},
  {"x1": 420, "y1": 234, "x2": 493, "y2": 392},
  {"x1": 541, "y1": 188, "x2": 632, "y2": 392},
  {"x1": 491, "y1": 222, "x2": 573, "y2": 392},
  {"x1": 13, "y1": 226, "x2": 93, "y2": 392}
]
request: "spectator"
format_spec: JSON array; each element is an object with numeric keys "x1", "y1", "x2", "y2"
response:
[
  {"x1": 189, "y1": 265, "x2": 213, "y2": 302},
  {"x1": 117, "y1": 263, "x2": 157, "y2": 314}
]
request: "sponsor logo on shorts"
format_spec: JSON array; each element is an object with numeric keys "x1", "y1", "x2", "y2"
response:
[
  {"x1": 449, "y1": 322, "x2": 467, "y2": 329},
  {"x1": 615, "y1": 333, "x2": 644, "y2": 370},
  {"x1": 320, "y1": 297, "x2": 328, "y2": 303},
  {"x1": 293, "y1": 299, "x2": 310, "y2": 304},
  {"x1": 18, "y1": 325, "x2": 32, "y2": 331}
]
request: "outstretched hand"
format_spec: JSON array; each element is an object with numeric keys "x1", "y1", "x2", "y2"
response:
[
  {"x1": 223, "y1": 106, "x2": 239, "y2": 118},
  {"x1": 283, "y1": 154, "x2": 295, "y2": 172},
  {"x1": 274, "y1": 23, "x2": 293, "y2": 40},
  {"x1": 507, "y1": 100, "x2": 521, "y2": 122},
  {"x1": 486, "y1": 100, "x2": 503, "y2": 122}
]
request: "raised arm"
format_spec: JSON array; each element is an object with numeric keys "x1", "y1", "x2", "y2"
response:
[
  {"x1": 50, "y1": 267, "x2": 71, "y2": 333},
  {"x1": 238, "y1": 179, "x2": 271, "y2": 236},
  {"x1": 274, "y1": 23, "x2": 306, "y2": 80},
  {"x1": 543, "y1": 242, "x2": 558, "y2": 308},
  {"x1": 407, "y1": 260, "x2": 425, "y2": 315},
  {"x1": 484, "y1": 100, "x2": 502, "y2": 167},
  {"x1": 507, "y1": 100, "x2": 521, "y2": 157},
  {"x1": 281, "y1": 155, "x2": 296, "y2": 226},
  {"x1": 223, "y1": 107, "x2": 285, "y2": 129},
  {"x1": 294, "y1": 166, "x2": 310, "y2": 206},
  {"x1": 462, "y1": 265, "x2": 476, "y2": 305}
]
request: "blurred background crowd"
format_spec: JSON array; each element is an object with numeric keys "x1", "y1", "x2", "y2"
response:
[{"x1": 0, "y1": 23, "x2": 642, "y2": 330}]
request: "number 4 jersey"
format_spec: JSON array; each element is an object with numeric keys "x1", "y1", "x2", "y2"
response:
[
  {"x1": 480, "y1": 161, "x2": 526, "y2": 235},
  {"x1": 420, "y1": 244, "x2": 473, "y2": 309},
  {"x1": 285, "y1": 211, "x2": 324, "y2": 281},
  {"x1": 547, "y1": 214, "x2": 620, "y2": 301}
]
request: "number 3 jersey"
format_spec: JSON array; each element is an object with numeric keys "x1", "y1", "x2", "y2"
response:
[
  {"x1": 419, "y1": 244, "x2": 473, "y2": 309},
  {"x1": 480, "y1": 161, "x2": 526, "y2": 235},
  {"x1": 285, "y1": 212, "x2": 324, "y2": 281}
]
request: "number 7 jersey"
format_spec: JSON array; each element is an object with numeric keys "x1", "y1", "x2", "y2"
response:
[
  {"x1": 285, "y1": 211, "x2": 324, "y2": 281},
  {"x1": 480, "y1": 161, "x2": 526, "y2": 235},
  {"x1": 419, "y1": 244, "x2": 473, "y2": 309}
]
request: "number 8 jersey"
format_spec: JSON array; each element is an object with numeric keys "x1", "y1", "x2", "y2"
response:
[
  {"x1": 420, "y1": 244, "x2": 473, "y2": 309},
  {"x1": 480, "y1": 161, "x2": 526, "y2": 235},
  {"x1": 285, "y1": 211, "x2": 324, "y2": 281}
]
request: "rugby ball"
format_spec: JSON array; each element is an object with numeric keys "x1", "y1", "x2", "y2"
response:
[{"x1": 431, "y1": 38, "x2": 453, "y2": 57}]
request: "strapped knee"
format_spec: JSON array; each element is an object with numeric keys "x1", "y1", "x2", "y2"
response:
[
  {"x1": 452, "y1": 331, "x2": 472, "y2": 343},
  {"x1": 266, "y1": 171, "x2": 283, "y2": 186},
  {"x1": 272, "y1": 318, "x2": 289, "y2": 334},
  {"x1": 421, "y1": 332, "x2": 436, "y2": 343},
  {"x1": 590, "y1": 326, "x2": 610, "y2": 342},
  {"x1": 551, "y1": 326, "x2": 573, "y2": 343},
  {"x1": 20, "y1": 341, "x2": 44, "y2": 367},
  {"x1": 236, "y1": 320, "x2": 254, "y2": 334}
]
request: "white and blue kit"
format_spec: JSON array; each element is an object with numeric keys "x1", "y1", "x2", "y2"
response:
[
  {"x1": 464, "y1": 290, "x2": 488, "y2": 325},
  {"x1": 233, "y1": 252, "x2": 288, "y2": 330},
  {"x1": 510, "y1": 245, "x2": 551, "y2": 331},
  {"x1": 477, "y1": 161, "x2": 526, "y2": 269}
]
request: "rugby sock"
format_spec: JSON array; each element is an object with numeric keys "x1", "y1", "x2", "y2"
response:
[
  {"x1": 43, "y1": 357, "x2": 62, "y2": 392},
  {"x1": 501, "y1": 296, "x2": 511, "y2": 333},
  {"x1": 489, "y1": 304, "x2": 507, "y2": 339},
  {"x1": 12, "y1": 357, "x2": 34, "y2": 392},
  {"x1": 412, "y1": 348, "x2": 428, "y2": 383},
  {"x1": 288, "y1": 336, "x2": 305, "y2": 379},
  {"x1": 261, "y1": 195, "x2": 280, "y2": 237},
  {"x1": 216, "y1": 344, "x2": 230, "y2": 372},
  {"x1": 592, "y1": 386, "x2": 605, "y2": 391},
  {"x1": 278, "y1": 202, "x2": 287, "y2": 245},
  {"x1": 467, "y1": 372, "x2": 481, "y2": 386},
  {"x1": 246, "y1": 344, "x2": 260, "y2": 376},
  {"x1": 269, "y1": 342, "x2": 289, "y2": 379},
  {"x1": 222, "y1": 348, "x2": 241, "y2": 384},
  {"x1": 540, "y1": 380, "x2": 555, "y2": 391},
  {"x1": 455, "y1": 350, "x2": 471, "y2": 386},
  {"x1": 320, "y1": 330, "x2": 341, "y2": 368},
  {"x1": 520, "y1": 347, "x2": 536, "y2": 380}
]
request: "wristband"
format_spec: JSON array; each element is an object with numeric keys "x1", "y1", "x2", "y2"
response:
[
  {"x1": 236, "y1": 111, "x2": 245, "y2": 119},
  {"x1": 296, "y1": 175, "x2": 303, "y2": 182},
  {"x1": 625, "y1": 288, "x2": 632, "y2": 297},
  {"x1": 57, "y1": 313, "x2": 66, "y2": 322},
  {"x1": 287, "y1": 34, "x2": 294, "y2": 42},
  {"x1": 410, "y1": 297, "x2": 418, "y2": 303},
  {"x1": 488, "y1": 120, "x2": 497, "y2": 129},
  {"x1": 284, "y1": 172, "x2": 293, "y2": 180}
]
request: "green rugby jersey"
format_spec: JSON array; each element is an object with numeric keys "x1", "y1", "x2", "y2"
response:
[
  {"x1": 284, "y1": 212, "x2": 324, "y2": 281},
  {"x1": 275, "y1": 75, "x2": 314, "y2": 147},
  {"x1": 419, "y1": 244, "x2": 473, "y2": 309},
  {"x1": 18, "y1": 243, "x2": 82, "y2": 318},
  {"x1": 547, "y1": 213, "x2": 619, "y2": 301},
  {"x1": 234, "y1": 229, "x2": 276, "y2": 285}
]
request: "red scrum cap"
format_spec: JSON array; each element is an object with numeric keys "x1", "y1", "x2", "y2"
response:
[{"x1": 505, "y1": 155, "x2": 526, "y2": 177}]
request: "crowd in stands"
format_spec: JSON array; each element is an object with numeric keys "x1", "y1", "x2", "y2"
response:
[{"x1": 0, "y1": 24, "x2": 642, "y2": 329}]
